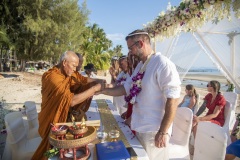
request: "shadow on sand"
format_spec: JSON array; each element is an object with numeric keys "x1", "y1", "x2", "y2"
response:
[{"x1": 0, "y1": 73, "x2": 19, "y2": 78}]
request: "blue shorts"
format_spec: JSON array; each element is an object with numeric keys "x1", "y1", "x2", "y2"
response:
[{"x1": 226, "y1": 140, "x2": 240, "y2": 157}]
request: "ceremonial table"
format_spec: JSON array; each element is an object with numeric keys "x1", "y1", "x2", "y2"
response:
[{"x1": 50, "y1": 99, "x2": 149, "y2": 160}]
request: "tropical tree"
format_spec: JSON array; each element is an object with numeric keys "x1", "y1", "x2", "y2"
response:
[
  {"x1": 112, "y1": 45, "x2": 123, "y2": 57},
  {"x1": 0, "y1": 0, "x2": 89, "y2": 70},
  {"x1": 80, "y1": 23, "x2": 112, "y2": 70}
]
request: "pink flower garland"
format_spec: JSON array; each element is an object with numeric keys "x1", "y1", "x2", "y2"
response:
[
  {"x1": 124, "y1": 53, "x2": 154, "y2": 104},
  {"x1": 124, "y1": 72, "x2": 144, "y2": 104},
  {"x1": 116, "y1": 76, "x2": 127, "y2": 86}
]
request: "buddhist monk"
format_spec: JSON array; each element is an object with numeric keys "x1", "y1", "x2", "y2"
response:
[{"x1": 32, "y1": 51, "x2": 104, "y2": 160}]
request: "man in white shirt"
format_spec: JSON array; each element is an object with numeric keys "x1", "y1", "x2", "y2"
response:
[
  {"x1": 112, "y1": 55, "x2": 130, "y2": 115},
  {"x1": 99, "y1": 29, "x2": 181, "y2": 160}
]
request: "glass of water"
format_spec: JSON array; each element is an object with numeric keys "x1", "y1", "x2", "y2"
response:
[
  {"x1": 97, "y1": 131, "x2": 108, "y2": 143},
  {"x1": 109, "y1": 129, "x2": 120, "y2": 142}
]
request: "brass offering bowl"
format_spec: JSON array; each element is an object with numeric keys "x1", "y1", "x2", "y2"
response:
[
  {"x1": 69, "y1": 125, "x2": 88, "y2": 139},
  {"x1": 51, "y1": 125, "x2": 69, "y2": 136},
  {"x1": 49, "y1": 126, "x2": 96, "y2": 149}
]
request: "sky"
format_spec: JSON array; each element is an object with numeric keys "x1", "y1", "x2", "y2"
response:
[
  {"x1": 81, "y1": 0, "x2": 181, "y2": 54},
  {"x1": 78, "y1": 0, "x2": 216, "y2": 68}
]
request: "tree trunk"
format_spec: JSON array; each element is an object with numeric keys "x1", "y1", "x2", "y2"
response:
[
  {"x1": 19, "y1": 59, "x2": 26, "y2": 71},
  {"x1": 0, "y1": 47, "x2": 2, "y2": 72}
]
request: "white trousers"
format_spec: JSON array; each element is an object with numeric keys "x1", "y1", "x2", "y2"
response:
[{"x1": 136, "y1": 131, "x2": 169, "y2": 160}]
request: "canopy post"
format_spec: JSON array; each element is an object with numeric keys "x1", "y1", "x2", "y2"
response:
[{"x1": 194, "y1": 32, "x2": 240, "y2": 92}]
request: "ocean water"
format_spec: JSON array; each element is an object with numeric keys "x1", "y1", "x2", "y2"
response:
[{"x1": 181, "y1": 72, "x2": 229, "y2": 92}]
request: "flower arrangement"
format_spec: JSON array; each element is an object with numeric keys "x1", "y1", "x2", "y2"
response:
[
  {"x1": 124, "y1": 72, "x2": 144, "y2": 104},
  {"x1": 144, "y1": 0, "x2": 239, "y2": 40}
]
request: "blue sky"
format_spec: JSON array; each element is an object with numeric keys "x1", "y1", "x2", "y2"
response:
[
  {"x1": 81, "y1": 0, "x2": 181, "y2": 55},
  {"x1": 79, "y1": 0, "x2": 216, "y2": 68}
]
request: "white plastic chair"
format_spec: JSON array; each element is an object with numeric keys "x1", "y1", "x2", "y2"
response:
[
  {"x1": 24, "y1": 101, "x2": 40, "y2": 139},
  {"x1": 193, "y1": 121, "x2": 227, "y2": 160},
  {"x1": 223, "y1": 92, "x2": 238, "y2": 131},
  {"x1": 169, "y1": 107, "x2": 193, "y2": 160},
  {"x1": 222, "y1": 100, "x2": 234, "y2": 145},
  {"x1": 3, "y1": 112, "x2": 41, "y2": 160}
]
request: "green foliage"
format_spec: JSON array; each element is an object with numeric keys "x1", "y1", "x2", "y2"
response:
[
  {"x1": 44, "y1": 148, "x2": 59, "y2": 158},
  {"x1": 1, "y1": 0, "x2": 89, "y2": 60},
  {"x1": 0, "y1": 0, "x2": 114, "y2": 70}
]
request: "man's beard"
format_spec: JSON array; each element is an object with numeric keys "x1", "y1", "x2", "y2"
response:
[{"x1": 136, "y1": 48, "x2": 144, "y2": 60}]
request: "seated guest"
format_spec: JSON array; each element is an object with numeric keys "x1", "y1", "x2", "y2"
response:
[
  {"x1": 192, "y1": 80, "x2": 226, "y2": 138},
  {"x1": 178, "y1": 84, "x2": 198, "y2": 112},
  {"x1": 225, "y1": 140, "x2": 240, "y2": 159}
]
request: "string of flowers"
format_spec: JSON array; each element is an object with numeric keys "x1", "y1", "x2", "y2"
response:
[
  {"x1": 116, "y1": 75, "x2": 127, "y2": 86},
  {"x1": 125, "y1": 54, "x2": 154, "y2": 104},
  {"x1": 144, "y1": 0, "x2": 239, "y2": 40}
]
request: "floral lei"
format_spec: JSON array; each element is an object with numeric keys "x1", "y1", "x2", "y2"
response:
[
  {"x1": 124, "y1": 53, "x2": 154, "y2": 104},
  {"x1": 116, "y1": 75, "x2": 127, "y2": 86}
]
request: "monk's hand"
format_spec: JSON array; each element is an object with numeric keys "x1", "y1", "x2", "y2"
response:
[{"x1": 155, "y1": 131, "x2": 168, "y2": 148}]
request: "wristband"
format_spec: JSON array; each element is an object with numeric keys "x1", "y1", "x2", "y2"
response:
[{"x1": 158, "y1": 131, "x2": 168, "y2": 135}]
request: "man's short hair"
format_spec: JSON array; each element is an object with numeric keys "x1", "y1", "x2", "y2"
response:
[{"x1": 125, "y1": 29, "x2": 151, "y2": 43}]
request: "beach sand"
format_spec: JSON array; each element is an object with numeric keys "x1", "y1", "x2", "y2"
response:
[{"x1": 0, "y1": 71, "x2": 239, "y2": 158}]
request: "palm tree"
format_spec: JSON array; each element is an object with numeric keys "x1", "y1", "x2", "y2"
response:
[{"x1": 113, "y1": 45, "x2": 123, "y2": 57}]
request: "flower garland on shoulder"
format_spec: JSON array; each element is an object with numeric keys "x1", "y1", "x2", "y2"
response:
[
  {"x1": 125, "y1": 53, "x2": 154, "y2": 104},
  {"x1": 116, "y1": 75, "x2": 127, "y2": 86}
]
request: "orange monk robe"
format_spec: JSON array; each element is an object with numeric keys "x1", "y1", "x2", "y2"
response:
[{"x1": 32, "y1": 67, "x2": 88, "y2": 160}]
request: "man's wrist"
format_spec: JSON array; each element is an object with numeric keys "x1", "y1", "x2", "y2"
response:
[{"x1": 158, "y1": 131, "x2": 168, "y2": 135}]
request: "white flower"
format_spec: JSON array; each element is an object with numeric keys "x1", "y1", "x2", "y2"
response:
[
  {"x1": 130, "y1": 96, "x2": 136, "y2": 104},
  {"x1": 165, "y1": 15, "x2": 171, "y2": 21}
]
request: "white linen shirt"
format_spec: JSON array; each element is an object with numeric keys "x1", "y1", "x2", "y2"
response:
[{"x1": 124, "y1": 52, "x2": 181, "y2": 133}]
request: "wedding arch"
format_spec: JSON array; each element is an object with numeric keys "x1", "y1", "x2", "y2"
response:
[{"x1": 144, "y1": 0, "x2": 240, "y2": 92}]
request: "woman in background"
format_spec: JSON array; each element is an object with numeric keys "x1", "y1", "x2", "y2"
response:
[
  {"x1": 192, "y1": 80, "x2": 226, "y2": 138},
  {"x1": 121, "y1": 53, "x2": 140, "y2": 130},
  {"x1": 178, "y1": 84, "x2": 198, "y2": 112}
]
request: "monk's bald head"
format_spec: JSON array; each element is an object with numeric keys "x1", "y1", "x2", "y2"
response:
[
  {"x1": 59, "y1": 51, "x2": 79, "y2": 76},
  {"x1": 60, "y1": 51, "x2": 79, "y2": 63}
]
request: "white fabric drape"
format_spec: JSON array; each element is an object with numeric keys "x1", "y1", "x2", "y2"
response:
[{"x1": 154, "y1": 12, "x2": 240, "y2": 93}]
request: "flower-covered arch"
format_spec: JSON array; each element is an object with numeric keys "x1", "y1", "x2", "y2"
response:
[
  {"x1": 144, "y1": 0, "x2": 240, "y2": 40},
  {"x1": 143, "y1": 0, "x2": 240, "y2": 92}
]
